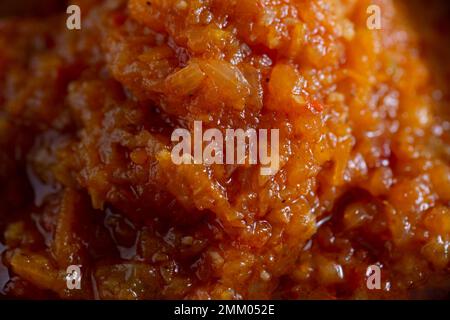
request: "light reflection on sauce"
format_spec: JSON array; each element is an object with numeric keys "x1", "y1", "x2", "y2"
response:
[
  {"x1": 0, "y1": 242, "x2": 9, "y2": 294},
  {"x1": 26, "y1": 165, "x2": 59, "y2": 207},
  {"x1": 104, "y1": 208, "x2": 139, "y2": 260}
]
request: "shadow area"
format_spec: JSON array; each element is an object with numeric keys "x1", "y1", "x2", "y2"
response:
[
  {"x1": 399, "y1": 0, "x2": 450, "y2": 116},
  {"x1": 0, "y1": 0, "x2": 67, "y2": 18}
]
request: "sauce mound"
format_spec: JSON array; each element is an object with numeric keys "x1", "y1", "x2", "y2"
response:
[{"x1": 0, "y1": 0, "x2": 449, "y2": 299}]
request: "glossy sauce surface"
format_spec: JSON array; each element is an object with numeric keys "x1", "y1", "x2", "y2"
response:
[{"x1": 0, "y1": 0, "x2": 449, "y2": 299}]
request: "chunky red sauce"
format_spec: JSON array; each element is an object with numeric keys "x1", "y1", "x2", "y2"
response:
[{"x1": 0, "y1": 0, "x2": 449, "y2": 299}]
